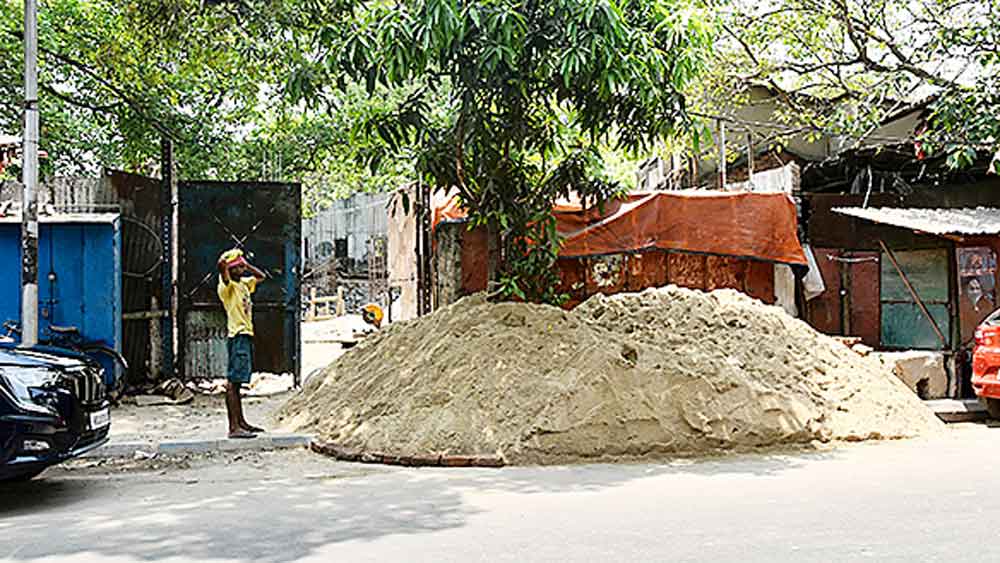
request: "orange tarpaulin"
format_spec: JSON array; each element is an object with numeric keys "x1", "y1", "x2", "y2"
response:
[{"x1": 434, "y1": 190, "x2": 807, "y2": 266}]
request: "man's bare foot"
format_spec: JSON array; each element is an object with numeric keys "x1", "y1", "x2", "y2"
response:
[
  {"x1": 240, "y1": 422, "x2": 266, "y2": 433},
  {"x1": 228, "y1": 430, "x2": 257, "y2": 439}
]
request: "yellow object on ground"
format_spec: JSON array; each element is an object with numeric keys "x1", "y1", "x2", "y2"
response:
[{"x1": 361, "y1": 304, "x2": 384, "y2": 328}]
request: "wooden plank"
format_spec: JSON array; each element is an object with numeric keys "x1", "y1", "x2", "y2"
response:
[{"x1": 122, "y1": 310, "x2": 168, "y2": 321}]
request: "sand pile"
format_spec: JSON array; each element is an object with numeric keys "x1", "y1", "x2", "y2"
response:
[{"x1": 278, "y1": 286, "x2": 942, "y2": 464}]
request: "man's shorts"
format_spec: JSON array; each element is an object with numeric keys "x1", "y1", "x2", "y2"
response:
[{"x1": 227, "y1": 334, "x2": 254, "y2": 384}]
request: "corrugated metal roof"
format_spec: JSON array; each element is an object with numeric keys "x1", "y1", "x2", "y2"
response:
[{"x1": 832, "y1": 206, "x2": 1000, "y2": 235}]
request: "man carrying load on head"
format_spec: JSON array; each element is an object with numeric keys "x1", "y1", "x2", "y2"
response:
[{"x1": 217, "y1": 248, "x2": 267, "y2": 439}]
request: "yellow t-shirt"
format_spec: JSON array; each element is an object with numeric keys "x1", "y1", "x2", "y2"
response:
[{"x1": 218, "y1": 276, "x2": 257, "y2": 337}]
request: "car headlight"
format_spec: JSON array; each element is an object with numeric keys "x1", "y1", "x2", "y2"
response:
[{"x1": 0, "y1": 367, "x2": 61, "y2": 415}]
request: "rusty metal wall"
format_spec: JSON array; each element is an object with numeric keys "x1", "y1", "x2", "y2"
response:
[
  {"x1": 847, "y1": 251, "x2": 881, "y2": 347},
  {"x1": 558, "y1": 250, "x2": 775, "y2": 308},
  {"x1": 177, "y1": 181, "x2": 301, "y2": 381},
  {"x1": 107, "y1": 170, "x2": 165, "y2": 384},
  {"x1": 1, "y1": 177, "x2": 118, "y2": 213}
]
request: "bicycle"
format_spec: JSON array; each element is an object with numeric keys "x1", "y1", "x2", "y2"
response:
[{"x1": 2, "y1": 320, "x2": 129, "y2": 398}]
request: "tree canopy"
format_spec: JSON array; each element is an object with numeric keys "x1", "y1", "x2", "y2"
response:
[
  {"x1": 4, "y1": 0, "x2": 997, "y2": 302},
  {"x1": 714, "y1": 0, "x2": 1000, "y2": 170},
  {"x1": 287, "y1": 0, "x2": 714, "y2": 301},
  {"x1": 0, "y1": 0, "x2": 408, "y2": 209}
]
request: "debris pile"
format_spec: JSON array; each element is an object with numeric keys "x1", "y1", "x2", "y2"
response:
[{"x1": 278, "y1": 286, "x2": 942, "y2": 465}]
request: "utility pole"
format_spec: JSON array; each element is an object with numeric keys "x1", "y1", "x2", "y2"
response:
[{"x1": 21, "y1": 0, "x2": 39, "y2": 347}]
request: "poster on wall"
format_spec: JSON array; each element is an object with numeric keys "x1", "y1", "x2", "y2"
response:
[{"x1": 958, "y1": 247, "x2": 998, "y2": 343}]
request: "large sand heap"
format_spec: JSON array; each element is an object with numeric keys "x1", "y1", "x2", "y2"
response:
[{"x1": 278, "y1": 286, "x2": 942, "y2": 464}]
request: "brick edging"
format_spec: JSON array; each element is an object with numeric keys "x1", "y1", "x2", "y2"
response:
[{"x1": 310, "y1": 440, "x2": 505, "y2": 467}]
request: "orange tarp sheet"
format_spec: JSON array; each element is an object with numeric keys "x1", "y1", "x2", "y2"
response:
[{"x1": 434, "y1": 190, "x2": 807, "y2": 266}]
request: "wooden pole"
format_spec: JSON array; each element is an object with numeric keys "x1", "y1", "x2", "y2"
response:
[
  {"x1": 307, "y1": 287, "x2": 317, "y2": 321},
  {"x1": 149, "y1": 296, "x2": 161, "y2": 381}
]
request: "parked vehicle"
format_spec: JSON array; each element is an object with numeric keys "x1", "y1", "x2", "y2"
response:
[
  {"x1": 972, "y1": 309, "x2": 1000, "y2": 418},
  {"x1": 0, "y1": 344, "x2": 110, "y2": 481}
]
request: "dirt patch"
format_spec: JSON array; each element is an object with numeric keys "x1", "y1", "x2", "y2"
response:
[{"x1": 277, "y1": 286, "x2": 942, "y2": 465}]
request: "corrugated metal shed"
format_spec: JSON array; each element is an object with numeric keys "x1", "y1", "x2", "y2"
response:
[
  {"x1": 833, "y1": 207, "x2": 1000, "y2": 236},
  {"x1": 303, "y1": 192, "x2": 389, "y2": 273}
]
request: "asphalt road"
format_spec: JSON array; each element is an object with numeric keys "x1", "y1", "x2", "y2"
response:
[{"x1": 2, "y1": 424, "x2": 997, "y2": 563}]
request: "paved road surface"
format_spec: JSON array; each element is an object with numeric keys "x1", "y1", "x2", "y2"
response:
[{"x1": 2, "y1": 424, "x2": 997, "y2": 562}]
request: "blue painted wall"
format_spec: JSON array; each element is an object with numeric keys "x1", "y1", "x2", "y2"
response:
[{"x1": 0, "y1": 218, "x2": 122, "y2": 383}]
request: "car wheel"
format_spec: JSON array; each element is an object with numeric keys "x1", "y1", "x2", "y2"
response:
[
  {"x1": 982, "y1": 398, "x2": 1000, "y2": 419},
  {"x1": 1, "y1": 468, "x2": 45, "y2": 482}
]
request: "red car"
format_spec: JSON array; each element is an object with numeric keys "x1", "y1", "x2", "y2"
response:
[{"x1": 972, "y1": 309, "x2": 1000, "y2": 418}]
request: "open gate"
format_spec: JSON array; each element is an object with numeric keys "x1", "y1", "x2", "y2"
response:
[{"x1": 177, "y1": 181, "x2": 301, "y2": 384}]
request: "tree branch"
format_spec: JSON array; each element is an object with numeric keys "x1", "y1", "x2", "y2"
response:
[
  {"x1": 4, "y1": 29, "x2": 182, "y2": 141},
  {"x1": 41, "y1": 84, "x2": 123, "y2": 115}
]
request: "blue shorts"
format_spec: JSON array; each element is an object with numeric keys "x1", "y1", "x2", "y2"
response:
[{"x1": 227, "y1": 334, "x2": 254, "y2": 384}]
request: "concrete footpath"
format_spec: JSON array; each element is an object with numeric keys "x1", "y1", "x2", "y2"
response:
[
  {"x1": 88, "y1": 391, "x2": 312, "y2": 459},
  {"x1": 87, "y1": 333, "x2": 348, "y2": 459}
]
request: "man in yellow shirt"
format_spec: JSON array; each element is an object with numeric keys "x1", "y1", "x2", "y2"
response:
[{"x1": 217, "y1": 248, "x2": 267, "y2": 439}]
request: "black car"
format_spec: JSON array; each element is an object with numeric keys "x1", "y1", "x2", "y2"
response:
[{"x1": 0, "y1": 344, "x2": 110, "y2": 481}]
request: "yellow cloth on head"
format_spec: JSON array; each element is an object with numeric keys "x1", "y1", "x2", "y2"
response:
[
  {"x1": 218, "y1": 276, "x2": 257, "y2": 337},
  {"x1": 220, "y1": 248, "x2": 243, "y2": 265}
]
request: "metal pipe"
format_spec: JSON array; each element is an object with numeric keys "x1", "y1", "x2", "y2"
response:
[{"x1": 21, "y1": 0, "x2": 39, "y2": 347}]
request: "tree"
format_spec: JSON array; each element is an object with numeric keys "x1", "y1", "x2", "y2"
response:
[
  {"x1": 714, "y1": 0, "x2": 999, "y2": 169},
  {"x1": 0, "y1": 0, "x2": 272, "y2": 176},
  {"x1": 0, "y1": 0, "x2": 387, "y2": 190},
  {"x1": 296, "y1": 0, "x2": 714, "y2": 302}
]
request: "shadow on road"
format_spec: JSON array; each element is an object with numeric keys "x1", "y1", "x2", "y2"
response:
[
  {"x1": 0, "y1": 475, "x2": 110, "y2": 517},
  {"x1": 0, "y1": 446, "x2": 847, "y2": 562},
  {"x1": 1, "y1": 467, "x2": 470, "y2": 562}
]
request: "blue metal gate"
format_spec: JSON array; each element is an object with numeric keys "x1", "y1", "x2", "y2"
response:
[{"x1": 177, "y1": 182, "x2": 301, "y2": 383}]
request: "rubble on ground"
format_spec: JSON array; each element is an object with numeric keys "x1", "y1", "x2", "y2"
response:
[
  {"x1": 180, "y1": 373, "x2": 295, "y2": 397},
  {"x1": 278, "y1": 286, "x2": 942, "y2": 465}
]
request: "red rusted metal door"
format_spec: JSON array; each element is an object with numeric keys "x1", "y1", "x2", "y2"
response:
[
  {"x1": 846, "y1": 251, "x2": 881, "y2": 347},
  {"x1": 806, "y1": 248, "x2": 843, "y2": 335}
]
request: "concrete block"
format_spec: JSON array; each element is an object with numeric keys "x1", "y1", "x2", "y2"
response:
[
  {"x1": 217, "y1": 437, "x2": 269, "y2": 452},
  {"x1": 158, "y1": 439, "x2": 222, "y2": 454},
  {"x1": 874, "y1": 351, "x2": 949, "y2": 399},
  {"x1": 270, "y1": 434, "x2": 312, "y2": 448}
]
